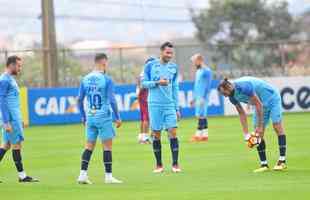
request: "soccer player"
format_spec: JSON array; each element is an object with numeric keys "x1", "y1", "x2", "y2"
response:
[
  {"x1": 0, "y1": 56, "x2": 38, "y2": 182},
  {"x1": 142, "y1": 42, "x2": 181, "y2": 173},
  {"x1": 77, "y1": 53, "x2": 122, "y2": 184},
  {"x1": 190, "y1": 54, "x2": 212, "y2": 142},
  {"x1": 217, "y1": 77, "x2": 287, "y2": 172},
  {"x1": 137, "y1": 57, "x2": 156, "y2": 144}
]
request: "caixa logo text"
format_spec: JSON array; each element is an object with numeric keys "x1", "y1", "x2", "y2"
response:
[
  {"x1": 281, "y1": 86, "x2": 310, "y2": 110},
  {"x1": 35, "y1": 96, "x2": 79, "y2": 116}
]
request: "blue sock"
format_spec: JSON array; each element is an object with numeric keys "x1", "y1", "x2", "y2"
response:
[
  {"x1": 81, "y1": 149, "x2": 93, "y2": 171},
  {"x1": 198, "y1": 118, "x2": 207, "y2": 130},
  {"x1": 12, "y1": 149, "x2": 24, "y2": 172},
  {"x1": 104, "y1": 150, "x2": 112, "y2": 173},
  {"x1": 170, "y1": 138, "x2": 179, "y2": 166},
  {"x1": 278, "y1": 135, "x2": 286, "y2": 161},
  {"x1": 257, "y1": 140, "x2": 267, "y2": 166},
  {"x1": 0, "y1": 148, "x2": 7, "y2": 162},
  {"x1": 152, "y1": 139, "x2": 162, "y2": 166}
]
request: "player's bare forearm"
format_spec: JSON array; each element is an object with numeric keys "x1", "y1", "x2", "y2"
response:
[
  {"x1": 235, "y1": 104, "x2": 249, "y2": 135},
  {"x1": 250, "y1": 95, "x2": 264, "y2": 137}
]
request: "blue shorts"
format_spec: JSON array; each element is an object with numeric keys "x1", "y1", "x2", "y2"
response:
[
  {"x1": 253, "y1": 96, "x2": 282, "y2": 128},
  {"x1": 149, "y1": 105, "x2": 177, "y2": 131},
  {"x1": 86, "y1": 119, "x2": 115, "y2": 142},
  {"x1": 1, "y1": 121, "x2": 24, "y2": 145},
  {"x1": 195, "y1": 97, "x2": 208, "y2": 117}
]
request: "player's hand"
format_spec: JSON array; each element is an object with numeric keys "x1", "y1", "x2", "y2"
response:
[
  {"x1": 4, "y1": 123, "x2": 12, "y2": 133},
  {"x1": 115, "y1": 120, "x2": 122, "y2": 128},
  {"x1": 246, "y1": 133, "x2": 261, "y2": 148},
  {"x1": 22, "y1": 122, "x2": 28, "y2": 129},
  {"x1": 190, "y1": 100, "x2": 195, "y2": 107},
  {"x1": 158, "y1": 79, "x2": 169, "y2": 86},
  {"x1": 176, "y1": 111, "x2": 181, "y2": 121}
]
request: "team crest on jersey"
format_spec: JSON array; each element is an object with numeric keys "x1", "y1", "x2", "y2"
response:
[{"x1": 168, "y1": 67, "x2": 176, "y2": 74}]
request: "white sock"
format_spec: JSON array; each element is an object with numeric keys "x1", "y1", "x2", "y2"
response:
[
  {"x1": 80, "y1": 170, "x2": 87, "y2": 177},
  {"x1": 18, "y1": 171, "x2": 27, "y2": 179},
  {"x1": 201, "y1": 129, "x2": 208, "y2": 136},
  {"x1": 261, "y1": 160, "x2": 268, "y2": 165},
  {"x1": 279, "y1": 156, "x2": 286, "y2": 161},
  {"x1": 142, "y1": 133, "x2": 149, "y2": 140},
  {"x1": 138, "y1": 133, "x2": 143, "y2": 140},
  {"x1": 195, "y1": 130, "x2": 202, "y2": 137},
  {"x1": 105, "y1": 173, "x2": 112, "y2": 179}
]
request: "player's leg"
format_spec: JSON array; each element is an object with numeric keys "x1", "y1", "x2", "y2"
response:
[
  {"x1": 78, "y1": 125, "x2": 97, "y2": 184},
  {"x1": 253, "y1": 109, "x2": 270, "y2": 173},
  {"x1": 164, "y1": 108, "x2": 181, "y2": 172},
  {"x1": 138, "y1": 101, "x2": 150, "y2": 144},
  {"x1": 271, "y1": 99, "x2": 287, "y2": 170},
  {"x1": 149, "y1": 106, "x2": 164, "y2": 172},
  {"x1": 0, "y1": 131, "x2": 11, "y2": 163},
  {"x1": 99, "y1": 122, "x2": 122, "y2": 184}
]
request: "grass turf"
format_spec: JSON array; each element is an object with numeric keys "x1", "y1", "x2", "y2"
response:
[{"x1": 0, "y1": 112, "x2": 310, "y2": 200}]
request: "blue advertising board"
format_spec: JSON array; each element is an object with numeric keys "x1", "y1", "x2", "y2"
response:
[{"x1": 27, "y1": 81, "x2": 224, "y2": 125}]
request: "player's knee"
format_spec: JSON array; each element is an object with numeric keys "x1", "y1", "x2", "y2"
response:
[
  {"x1": 273, "y1": 122, "x2": 284, "y2": 135},
  {"x1": 85, "y1": 142, "x2": 96, "y2": 150},
  {"x1": 168, "y1": 128, "x2": 177, "y2": 138},
  {"x1": 152, "y1": 131, "x2": 161, "y2": 140},
  {"x1": 12, "y1": 143, "x2": 21, "y2": 150},
  {"x1": 2, "y1": 143, "x2": 11, "y2": 150}
]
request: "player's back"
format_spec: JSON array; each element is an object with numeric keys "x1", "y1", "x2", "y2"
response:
[
  {"x1": 0, "y1": 73, "x2": 21, "y2": 122},
  {"x1": 234, "y1": 76, "x2": 279, "y2": 106},
  {"x1": 194, "y1": 67, "x2": 212, "y2": 99},
  {"x1": 81, "y1": 71, "x2": 113, "y2": 122}
]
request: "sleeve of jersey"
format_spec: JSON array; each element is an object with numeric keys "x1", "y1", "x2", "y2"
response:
[
  {"x1": 229, "y1": 96, "x2": 240, "y2": 106},
  {"x1": 203, "y1": 69, "x2": 212, "y2": 98},
  {"x1": 78, "y1": 82, "x2": 86, "y2": 120},
  {"x1": 172, "y1": 66, "x2": 179, "y2": 111},
  {"x1": 107, "y1": 79, "x2": 121, "y2": 121},
  {"x1": 141, "y1": 62, "x2": 157, "y2": 89},
  {"x1": 239, "y1": 82, "x2": 254, "y2": 97},
  {"x1": 0, "y1": 80, "x2": 10, "y2": 124}
]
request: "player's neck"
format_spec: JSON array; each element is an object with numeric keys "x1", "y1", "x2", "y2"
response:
[
  {"x1": 159, "y1": 58, "x2": 169, "y2": 65},
  {"x1": 94, "y1": 66, "x2": 106, "y2": 73},
  {"x1": 4, "y1": 69, "x2": 14, "y2": 76}
]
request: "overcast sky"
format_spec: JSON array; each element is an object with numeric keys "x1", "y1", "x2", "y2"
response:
[{"x1": 0, "y1": 0, "x2": 309, "y2": 45}]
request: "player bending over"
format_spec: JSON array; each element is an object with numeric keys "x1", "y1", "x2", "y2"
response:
[
  {"x1": 217, "y1": 76, "x2": 287, "y2": 172},
  {"x1": 77, "y1": 53, "x2": 122, "y2": 184},
  {"x1": 137, "y1": 57, "x2": 156, "y2": 144},
  {"x1": 190, "y1": 54, "x2": 212, "y2": 142},
  {"x1": 0, "y1": 56, "x2": 39, "y2": 183}
]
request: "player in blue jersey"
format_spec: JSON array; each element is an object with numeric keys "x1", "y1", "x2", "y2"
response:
[
  {"x1": 217, "y1": 77, "x2": 287, "y2": 172},
  {"x1": 0, "y1": 56, "x2": 39, "y2": 183},
  {"x1": 190, "y1": 54, "x2": 212, "y2": 142},
  {"x1": 142, "y1": 42, "x2": 181, "y2": 173},
  {"x1": 77, "y1": 53, "x2": 122, "y2": 184}
]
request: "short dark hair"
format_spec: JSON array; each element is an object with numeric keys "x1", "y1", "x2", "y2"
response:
[
  {"x1": 6, "y1": 55, "x2": 21, "y2": 67},
  {"x1": 160, "y1": 42, "x2": 174, "y2": 51},
  {"x1": 95, "y1": 53, "x2": 108, "y2": 62}
]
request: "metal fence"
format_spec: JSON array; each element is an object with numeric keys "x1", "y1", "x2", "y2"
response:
[{"x1": 1, "y1": 41, "x2": 309, "y2": 87}]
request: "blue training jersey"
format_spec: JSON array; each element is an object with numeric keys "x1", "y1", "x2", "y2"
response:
[
  {"x1": 0, "y1": 73, "x2": 22, "y2": 125},
  {"x1": 194, "y1": 66, "x2": 212, "y2": 100},
  {"x1": 229, "y1": 76, "x2": 280, "y2": 107},
  {"x1": 78, "y1": 71, "x2": 120, "y2": 123},
  {"x1": 141, "y1": 59, "x2": 179, "y2": 110}
]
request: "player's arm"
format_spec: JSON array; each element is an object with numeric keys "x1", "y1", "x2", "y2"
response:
[
  {"x1": 107, "y1": 78, "x2": 121, "y2": 128},
  {"x1": 172, "y1": 66, "x2": 180, "y2": 118},
  {"x1": 250, "y1": 95, "x2": 264, "y2": 137},
  {"x1": 0, "y1": 80, "x2": 12, "y2": 132},
  {"x1": 235, "y1": 103, "x2": 249, "y2": 139},
  {"x1": 78, "y1": 81, "x2": 86, "y2": 124},
  {"x1": 203, "y1": 69, "x2": 212, "y2": 99},
  {"x1": 141, "y1": 62, "x2": 159, "y2": 88}
]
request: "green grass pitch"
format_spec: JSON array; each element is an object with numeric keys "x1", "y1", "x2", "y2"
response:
[{"x1": 0, "y1": 112, "x2": 310, "y2": 200}]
